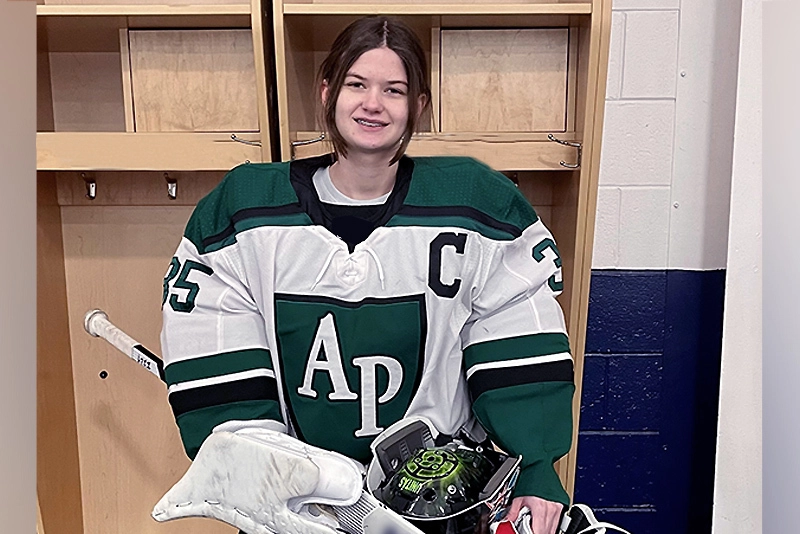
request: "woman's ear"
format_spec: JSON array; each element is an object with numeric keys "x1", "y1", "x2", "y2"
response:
[
  {"x1": 415, "y1": 94, "x2": 428, "y2": 120},
  {"x1": 321, "y1": 80, "x2": 330, "y2": 105}
]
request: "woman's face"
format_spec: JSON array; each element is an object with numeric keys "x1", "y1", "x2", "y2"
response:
[{"x1": 324, "y1": 47, "x2": 411, "y2": 161}]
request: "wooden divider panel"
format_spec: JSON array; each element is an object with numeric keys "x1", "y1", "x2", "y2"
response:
[
  {"x1": 60, "y1": 204, "x2": 234, "y2": 533},
  {"x1": 38, "y1": 172, "x2": 85, "y2": 534}
]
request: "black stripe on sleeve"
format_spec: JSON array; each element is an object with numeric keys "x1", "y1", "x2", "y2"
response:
[
  {"x1": 168, "y1": 376, "x2": 279, "y2": 417},
  {"x1": 467, "y1": 360, "x2": 574, "y2": 400}
]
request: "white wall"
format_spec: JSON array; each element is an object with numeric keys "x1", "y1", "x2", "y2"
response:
[
  {"x1": 593, "y1": 0, "x2": 742, "y2": 270},
  {"x1": 762, "y1": 2, "x2": 800, "y2": 533},
  {"x1": 711, "y1": 0, "x2": 761, "y2": 531}
]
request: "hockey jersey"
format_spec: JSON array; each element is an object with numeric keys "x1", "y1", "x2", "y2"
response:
[{"x1": 161, "y1": 154, "x2": 575, "y2": 505}]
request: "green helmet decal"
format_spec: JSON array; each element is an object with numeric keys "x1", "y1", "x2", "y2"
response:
[
  {"x1": 404, "y1": 449, "x2": 459, "y2": 481},
  {"x1": 380, "y1": 443, "x2": 496, "y2": 521}
]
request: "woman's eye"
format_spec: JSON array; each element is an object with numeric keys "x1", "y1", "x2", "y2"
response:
[
  {"x1": 346, "y1": 81, "x2": 364, "y2": 89},
  {"x1": 387, "y1": 87, "x2": 406, "y2": 95}
]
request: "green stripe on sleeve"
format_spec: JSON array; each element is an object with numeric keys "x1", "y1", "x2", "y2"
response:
[
  {"x1": 175, "y1": 400, "x2": 283, "y2": 460},
  {"x1": 464, "y1": 332, "x2": 570, "y2": 367},
  {"x1": 165, "y1": 348, "x2": 272, "y2": 385}
]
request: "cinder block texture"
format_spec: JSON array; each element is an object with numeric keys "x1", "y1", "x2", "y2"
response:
[
  {"x1": 598, "y1": 101, "x2": 675, "y2": 187},
  {"x1": 575, "y1": 433, "x2": 660, "y2": 506},
  {"x1": 621, "y1": 11, "x2": 679, "y2": 98},
  {"x1": 607, "y1": 355, "x2": 662, "y2": 430},
  {"x1": 577, "y1": 270, "x2": 726, "y2": 534},
  {"x1": 579, "y1": 356, "x2": 607, "y2": 430},
  {"x1": 592, "y1": 186, "x2": 621, "y2": 268},
  {"x1": 580, "y1": 355, "x2": 662, "y2": 432},
  {"x1": 618, "y1": 186, "x2": 670, "y2": 268},
  {"x1": 585, "y1": 270, "x2": 667, "y2": 354}
]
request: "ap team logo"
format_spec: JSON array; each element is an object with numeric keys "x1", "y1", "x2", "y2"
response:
[{"x1": 274, "y1": 293, "x2": 426, "y2": 463}]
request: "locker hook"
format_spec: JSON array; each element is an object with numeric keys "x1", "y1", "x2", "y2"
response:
[
  {"x1": 164, "y1": 173, "x2": 177, "y2": 200},
  {"x1": 547, "y1": 134, "x2": 582, "y2": 169},
  {"x1": 290, "y1": 133, "x2": 326, "y2": 160},
  {"x1": 81, "y1": 173, "x2": 96, "y2": 200},
  {"x1": 231, "y1": 134, "x2": 262, "y2": 147}
]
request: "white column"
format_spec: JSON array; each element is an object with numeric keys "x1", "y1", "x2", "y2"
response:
[{"x1": 711, "y1": 0, "x2": 762, "y2": 532}]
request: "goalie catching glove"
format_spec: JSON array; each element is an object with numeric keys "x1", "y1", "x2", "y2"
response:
[{"x1": 151, "y1": 424, "x2": 364, "y2": 534}]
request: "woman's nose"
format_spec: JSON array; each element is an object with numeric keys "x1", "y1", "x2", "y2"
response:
[{"x1": 361, "y1": 88, "x2": 384, "y2": 111}]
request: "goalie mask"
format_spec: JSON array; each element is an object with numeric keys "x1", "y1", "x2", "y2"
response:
[{"x1": 367, "y1": 417, "x2": 522, "y2": 534}]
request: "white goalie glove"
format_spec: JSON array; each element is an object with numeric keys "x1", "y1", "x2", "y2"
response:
[{"x1": 151, "y1": 424, "x2": 364, "y2": 534}]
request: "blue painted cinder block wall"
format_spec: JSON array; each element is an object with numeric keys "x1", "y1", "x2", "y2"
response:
[{"x1": 573, "y1": 269, "x2": 726, "y2": 534}]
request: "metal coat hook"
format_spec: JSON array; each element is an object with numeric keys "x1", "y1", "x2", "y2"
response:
[
  {"x1": 290, "y1": 133, "x2": 326, "y2": 160},
  {"x1": 81, "y1": 172, "x2": 96, "y2": 200},
  {"x1": 164, "y1": 173, "x2": 177, "y2": 200},
  {"x1": 231, "y1": 134, "x2": 262, "y2": 147},
  {"x1": 547, "y1": 134, "x2": 582, "y2": 169}
]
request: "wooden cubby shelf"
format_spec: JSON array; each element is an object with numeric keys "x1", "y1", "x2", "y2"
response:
[
  {"x1": 37, "y1": 132, "x2": 263, "y2": 171},
  {"x1": 291, "y1": 131, "x2": 581, "y2": 171},
  {"x1": 37, "y1": 0, "x2": 273, "y2": 170}
]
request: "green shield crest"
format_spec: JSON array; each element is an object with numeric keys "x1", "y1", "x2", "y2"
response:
[{"x1": 275, "y1": 293, "x2": 426, "y2": 462}]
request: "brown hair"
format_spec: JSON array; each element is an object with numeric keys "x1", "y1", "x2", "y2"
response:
[{"x1": 317, "y1": 16, "x2": 431, "y2": 164}]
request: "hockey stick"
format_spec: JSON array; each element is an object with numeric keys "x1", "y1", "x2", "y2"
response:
[{"x1": 83, "y1": 309, "x2": 165, "y2": 382}]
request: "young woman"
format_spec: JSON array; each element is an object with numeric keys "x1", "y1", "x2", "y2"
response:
[{"x1": 161, "y1": 16, "x2": 573, "y2": 534}]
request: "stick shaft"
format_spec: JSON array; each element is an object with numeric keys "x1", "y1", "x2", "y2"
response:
[{"x1": 84, "y1": 309, "x2": 165, "y2": 382}]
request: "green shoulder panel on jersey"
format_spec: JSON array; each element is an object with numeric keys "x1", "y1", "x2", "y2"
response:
[
  {"x1": 389, "y1": 157, "x2": 540, "y2": 240},
  {"x1": 184, "y1": 162, "x2": 312, "y2": 254}
]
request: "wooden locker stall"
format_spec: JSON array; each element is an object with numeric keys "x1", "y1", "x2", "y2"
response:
[
  {"x1": 272, "y1": 0, "x2": 612, "y2": 496},
  {"x1": 36, "y1": 0, "x2": 273, "y2": 532},
  {"x1": 37, "y1": 0, "x2": 612, "y2": 532}
]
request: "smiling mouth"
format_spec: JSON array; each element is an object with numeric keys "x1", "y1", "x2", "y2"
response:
[{"x1": 354, "y1": 118, "x2": 387, "y2": 128}]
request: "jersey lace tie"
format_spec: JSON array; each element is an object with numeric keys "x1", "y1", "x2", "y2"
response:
[
  {"x1": 311, "y1": 248, "x2": 340, "y2": 291},
  {"x1": 361, "y1": 244, "x2": 386, "y2": 290}
]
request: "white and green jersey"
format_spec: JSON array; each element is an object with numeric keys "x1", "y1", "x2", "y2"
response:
[{"x1": 161, "y1": 154, "x2": 574, "y2": 505}]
